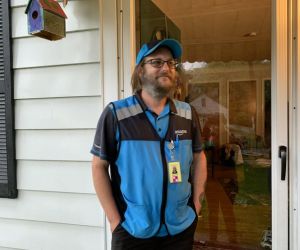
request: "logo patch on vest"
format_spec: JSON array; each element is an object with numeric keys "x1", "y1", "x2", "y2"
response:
[{"x1": 174, "y1": 129, "x2": 187, "y2": 136}]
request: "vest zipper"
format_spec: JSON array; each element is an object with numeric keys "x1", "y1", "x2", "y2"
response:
[{"x1": 160, "y1": 138, "x2": 170, "y2": 234}]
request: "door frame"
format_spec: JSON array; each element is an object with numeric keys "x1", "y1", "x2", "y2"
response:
[
  {"x1": 271, "y1": 0, "x2": 289, "y2": 249},
  {"x1": 290, "y1": 0, "x2": 300, "y2": 249},
  {"x1": 99, "y1": 0, "x2": 136, "y2": 248},
  {"x1": 297, "y1": 0, "x2": 300, "y2": 247},
  {"x1": 99, "y1": 0, "x2": 120, "y2": 249}
]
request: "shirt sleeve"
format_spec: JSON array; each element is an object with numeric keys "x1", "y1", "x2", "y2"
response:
[
  {"x1": 90, "y1": 104, "x2": 118, "y2": 162},
  {"x1": 191, "y1": 105, "x2": 202, "y2": 152}
]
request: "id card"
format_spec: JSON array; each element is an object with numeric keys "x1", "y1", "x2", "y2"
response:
[{"x1": 168, "y1": 162, "x2": 182, "y2": 183}]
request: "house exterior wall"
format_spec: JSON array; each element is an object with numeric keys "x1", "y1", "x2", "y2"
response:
[
  {"x1": 2, "y1": 1, "x2": 298, "y2": 249},
  {"x1": 0, "y1": 1, "x2": 106, "y2": 249}
]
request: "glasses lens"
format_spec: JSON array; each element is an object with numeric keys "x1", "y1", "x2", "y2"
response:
[
  {"x1": 151, "y1": 59, "x2": 164, "y2": 68},
  {"x1": 144, "y1": 59, "x2": 178, "y2": 68},
  {"x1": 167, "y1": 60, "x2": 177, "y2": 68}
]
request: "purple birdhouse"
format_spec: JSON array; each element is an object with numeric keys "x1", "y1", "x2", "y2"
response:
[{"x1": 25, "y1": 0, "x2": 67, "y2": 41}]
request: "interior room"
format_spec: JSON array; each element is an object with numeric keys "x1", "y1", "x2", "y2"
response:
[{"x1": 137, "y1": 0, "x2": 272, "y2": 249}]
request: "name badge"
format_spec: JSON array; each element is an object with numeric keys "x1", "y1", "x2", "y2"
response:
[{"x1": 168, "y1": 162, "x2": 182, "y2": 183}]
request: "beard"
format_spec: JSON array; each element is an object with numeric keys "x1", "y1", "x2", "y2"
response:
[{"x1": 140, "y1": 72, "x2": 176, "y2": 100}]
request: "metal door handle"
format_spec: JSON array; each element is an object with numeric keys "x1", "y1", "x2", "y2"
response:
[{"x1": 279, "y1": 145, "x2": 287, "y2": 180}]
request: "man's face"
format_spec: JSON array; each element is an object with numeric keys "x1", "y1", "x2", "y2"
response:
[{"x1": 140, "y1": 47, "x2": 177, "y2": 99}]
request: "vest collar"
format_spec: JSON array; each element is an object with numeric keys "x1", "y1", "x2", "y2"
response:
[{"x1": 134, "y1": 90, "x2": 178, "y2": 114}]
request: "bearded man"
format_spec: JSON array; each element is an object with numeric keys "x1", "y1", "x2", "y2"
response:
[{"x1": 91, "y1": 39, "x2": 207, "y2": 250}]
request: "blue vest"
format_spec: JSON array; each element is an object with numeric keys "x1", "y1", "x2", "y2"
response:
[{"x1": 109, "y1": 94, "x2": 199, "y2": 238}]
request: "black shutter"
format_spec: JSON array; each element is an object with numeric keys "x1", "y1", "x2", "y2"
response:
[{"x1": 0, "y1": 0, "x2": 17, "y2": 198}]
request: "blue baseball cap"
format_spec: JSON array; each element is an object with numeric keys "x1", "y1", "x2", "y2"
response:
[{"x1": 136, "y1": 39, "x2": 182, "y2": 65}]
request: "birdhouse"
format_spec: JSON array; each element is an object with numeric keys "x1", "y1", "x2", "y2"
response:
[{"x1": 25, "y1": 0, "x2": 67, "y2": 41}]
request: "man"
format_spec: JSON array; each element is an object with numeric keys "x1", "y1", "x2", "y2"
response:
[{"x1": 91, "y1": 39, "x2": 207, "y2": 250}]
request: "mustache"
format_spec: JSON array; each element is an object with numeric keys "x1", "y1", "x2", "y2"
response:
[{"x1": 156, "y1": 73, "x2": 173, "y2": 79}]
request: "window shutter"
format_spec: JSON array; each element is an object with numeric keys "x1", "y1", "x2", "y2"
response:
[{"x1": 0, "y1": 1, "x2": 17, "y2": 198}]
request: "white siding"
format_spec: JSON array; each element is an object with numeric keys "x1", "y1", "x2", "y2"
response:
[
  {"x1": 0, "y1": 0, "x2": 105, "y2": 249},
  {"x1": 0, "y1": 247, "x2": 25, "y2": 250},
  {"x1": 0, "y1": 190, "x2": 103, "y2": 227},
  {"x1": 0, "y1": 219, "x2": 104, "y2": 250},
  {"x1": 13, "y1": 31, "x2": 99, "y2": 68},
  {"x1": 15, "y1": 97, "x2": 102, "y2": 129},
  {"x1": 17, "y1": 160, "x2": 94, "y2": 193},
  {"x1": 14, "y1": 64, "x2": 101, "y2": 99},
  {"x1": 16, "y1": 130, "x2": 94, "y2": 161}
]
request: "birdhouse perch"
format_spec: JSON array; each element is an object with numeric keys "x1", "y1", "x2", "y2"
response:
[{"x1": 25, "y1": 0, "x2": 67, "y2": 41}]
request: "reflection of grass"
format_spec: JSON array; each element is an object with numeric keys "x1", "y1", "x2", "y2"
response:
[
  {"x1": 237, "y1": 162, "x2": 271, "y2": 205},
  {"x1": 234, "y1": 192, "x2": 271, "y2": 206},
  {"x1": 219, "y1": 162, "x2": 271, "y2": 206},
  {"x1": 242, "y1": 162, "x2": 271, "y2": 194}
]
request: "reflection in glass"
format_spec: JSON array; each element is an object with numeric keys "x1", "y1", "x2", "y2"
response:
[
  {"x1": 184, "y1": 61, "x2": 271, "y2": 249},
  {"x1": 137, "y1": 0, "x2": 272, "y2": 248}
]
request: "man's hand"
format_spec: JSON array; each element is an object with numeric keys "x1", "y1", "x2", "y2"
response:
[
  {"x1": 92, "y1": 156, "x2": 121, "y2": 233},
  {"x1": 192, "y1": 151, "x2": 207, "y2": 215},
  {"x1": 110, "y1": 218, "x2": 121, "y2": 232},
  {"x1": 194, "y1": 192, "x2": 205, "y2": 215}
]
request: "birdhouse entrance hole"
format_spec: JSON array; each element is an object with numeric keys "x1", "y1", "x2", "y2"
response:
[{"x1": 32, "y1": 11, "x2": 38, "y2": 19}]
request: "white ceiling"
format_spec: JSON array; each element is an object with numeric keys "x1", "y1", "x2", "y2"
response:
[{"x1": 152, "y1": 0, "x2": 271, "y2": 62}]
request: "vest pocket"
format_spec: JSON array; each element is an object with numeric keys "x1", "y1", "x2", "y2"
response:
[
  {"x1": 177, "y1": 191, "x2": 191, "y2": 207},
  {"x1": 173, "y1": 192, "x2": 192, "y2": 223},
  {"x1": 123, "y1": 195, "x2": 157, "y2": 237}
]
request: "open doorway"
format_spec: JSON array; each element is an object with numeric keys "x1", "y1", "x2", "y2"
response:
[{"x1": 136, "y1": 0, "x2": 272, "y2": 249}]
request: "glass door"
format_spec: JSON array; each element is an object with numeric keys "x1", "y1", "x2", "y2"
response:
[{"x1": 121, "y1": 0, "x2": 289, "y2": 249}]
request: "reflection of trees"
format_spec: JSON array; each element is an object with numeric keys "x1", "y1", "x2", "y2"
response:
[{"x1": 229, "y1": 81, "x2": 256, "y2": 128}]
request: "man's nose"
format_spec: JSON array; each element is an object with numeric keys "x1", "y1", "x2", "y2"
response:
[{"x1": 161, "y1": 61, "x2": 171, "y2": 71}]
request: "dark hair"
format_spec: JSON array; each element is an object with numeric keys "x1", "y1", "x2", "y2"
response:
[
  {"x1": 131, "y1": 63, "x2": 144, "y2": 93},
  {"x1": 173, "y1": 65, "x2": 188, "y2": 101}
]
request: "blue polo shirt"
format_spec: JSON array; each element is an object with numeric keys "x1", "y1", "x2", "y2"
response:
[{"x1": 145, "y1": 103, "x2": 170, "y2": 139}]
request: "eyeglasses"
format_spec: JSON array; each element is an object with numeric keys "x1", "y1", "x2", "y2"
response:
[{"x1": 142, "y1": 59, "x2": 178, "y2": 69}]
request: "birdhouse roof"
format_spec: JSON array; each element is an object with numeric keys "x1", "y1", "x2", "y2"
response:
[{"x1": 25, "y1": 0, "x2": 67, "y2": 19}]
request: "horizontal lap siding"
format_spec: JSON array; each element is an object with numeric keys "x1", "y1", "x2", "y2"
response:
[
  {"x1": 0, "y1": 218, "x2": 104, "y2": 250},
  {"x1": 0, "y1": 1, "x2": 104, "y2": 249},
  {"x1": 16, "y1": 130, "x2": 95, "y2": 161},
  {"x1": 0, "y1": 247, "x2": 25, "y2": 250},
  {"x1": 17, "y1": 160, "x2": 94, "y2": 193},
  {"x1": 15, "y1": 97, "x2": 102, "y2": 129},
  {"x1": 13, "y1": 30, "x2": 99, "y2": 68},
  {"x1": 0, "y1": 190, "x2": 103, "y2": 227},
  {"x1": 14, "y1": 64, "x2": 101, "y2": 99}
]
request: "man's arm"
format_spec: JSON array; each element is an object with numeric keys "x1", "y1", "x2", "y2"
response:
[
  {"x1": 192, "y1": 151, "x2": 207, "y2": 215},
  {"x1": 92, "y1": 155, "x2": 121, "y2": 232}
]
